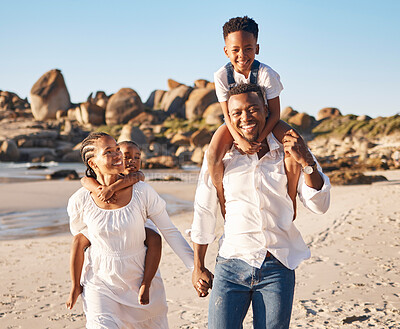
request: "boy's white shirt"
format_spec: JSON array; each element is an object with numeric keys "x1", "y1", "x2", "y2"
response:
[{"x1": 214, "y1": 62, "x2": 284, "y2": 104}]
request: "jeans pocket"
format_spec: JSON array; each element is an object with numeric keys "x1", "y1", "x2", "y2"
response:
[{"x1": 216, "y1": 255, "x2": 231, "y2": 265}]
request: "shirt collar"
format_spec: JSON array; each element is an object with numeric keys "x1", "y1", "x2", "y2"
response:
[{"x1": 229, "y1": 133, "x2": 281, "y2": 158}]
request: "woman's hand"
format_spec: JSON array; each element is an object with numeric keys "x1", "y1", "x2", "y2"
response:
[{"x1": 66, "y1": 284, "x2": 83, "y2": 310}]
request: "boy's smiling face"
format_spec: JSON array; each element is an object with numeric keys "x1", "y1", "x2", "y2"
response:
[
  {"x1": 120, "y1": 144, "x2": 141, "y2": 175},
  {"x1": 224, "y1": 30, "x2": 259, "y2": 77}
]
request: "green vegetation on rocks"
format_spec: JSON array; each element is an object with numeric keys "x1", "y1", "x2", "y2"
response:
[{"x1": 312, "y1": 114, "x2": 400, "y2": 138}]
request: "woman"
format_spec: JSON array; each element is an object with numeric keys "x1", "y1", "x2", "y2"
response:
[{"x1": 67, "y1": 132, "x2": 194, "y2": 328}]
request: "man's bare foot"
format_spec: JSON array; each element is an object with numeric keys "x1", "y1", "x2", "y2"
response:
[{"x1": 138, "y1": 283, "x2": 150, "y2": 305}]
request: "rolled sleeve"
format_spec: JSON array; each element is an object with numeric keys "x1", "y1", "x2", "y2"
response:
[
  {"x1": 298, "y1": 163, "x2": 331, "y2": 214},
  {"x1": 191, "y1": 154, "x2": 219, "y2": 245}
]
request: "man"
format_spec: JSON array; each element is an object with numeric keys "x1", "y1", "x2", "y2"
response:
[{"x1": 191, "y1": 84, "x2": 331, "y2": 329}]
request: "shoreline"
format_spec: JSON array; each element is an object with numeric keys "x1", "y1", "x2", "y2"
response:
[{"x1": 1, "y1": 171, "x2": 400, "y2": 328}]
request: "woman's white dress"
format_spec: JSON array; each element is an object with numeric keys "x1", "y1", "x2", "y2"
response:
[{"x1": 67, "y1": 182, "x2": 194, "y2": 329}]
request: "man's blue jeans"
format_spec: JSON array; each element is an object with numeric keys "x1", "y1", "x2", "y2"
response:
[{"x1": 208, "y1": 254, "x2": 295, "y2": 329}]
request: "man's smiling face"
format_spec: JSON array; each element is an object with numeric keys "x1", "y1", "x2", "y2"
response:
[{"x1": 228, "y1": 91, "x2": 267, "y2": 142}]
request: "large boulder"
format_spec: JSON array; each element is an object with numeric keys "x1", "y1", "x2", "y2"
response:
[
  {"x1": 185, "y1": 88, "x2": 218, "y2": 121},
  {"x1": 30, "y1": 69, "x2": 71, "y2": 121},
  {"x1": 105, "y1": 88, "x2": 144, "y2": 125},
  {"x1": 75, "y1": 102, "x2": 105, "y2": 126},
  {"x1": 0, "y1": 139, "x2": 20, "y2": 161},
  {"x1": 288, "y1": 112, "x2": 313, "y2": 131},
  {"x1": 190, "y1": 128, "x2": 213, "y2": 147},
  {"x1": 117, "y1": 124, "x2": 148, "y2": 148},
  {"x1": 317, "y1": 107, "x2": 342, "y2": 121},
  {"x1": 160, "y1": 85, "x2": 193, "y2": 118},
  {"x1": 203, "y1": 102, "x2": 223, "y2": 125},
  {"x1": 145, "y1": 90, "x2": 166, "y2": 109}
]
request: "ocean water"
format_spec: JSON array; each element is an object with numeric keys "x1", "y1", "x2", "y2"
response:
[
  {"x1": 0, "y1": 162, "x2": 198, "y2": 240},
  {"x1": 0, "y1": 161, "x2": 86, "y2": 183}
]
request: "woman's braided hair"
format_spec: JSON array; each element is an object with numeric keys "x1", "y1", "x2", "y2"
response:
[{"x1": 80, "y1": 132, "x2": 110, "y2": 179}]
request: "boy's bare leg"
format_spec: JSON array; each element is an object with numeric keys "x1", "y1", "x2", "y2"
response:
[
  {"x1": 284, "y1": 154, "x2": 301, "y2": 220},
  {"x1": 207, "y1": 125, "x2": 233, "y2": 217},
  {"x1": 139, "y1": 228, "x2": 162, "y2": 305},
  {"x1": 273, "y1": 121, "x2": 301, "y2": 220},
  {"x1": 66, "y1": 233, "x2": 91, "y2": 309}
]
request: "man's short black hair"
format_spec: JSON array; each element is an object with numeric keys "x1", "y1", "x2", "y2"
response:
[
  {"x1": 228, "y1": 83, "x2": 265, "y2": 104},
  {"x1": 223, "y1": 16, "x2": 259, "y2": 40}
]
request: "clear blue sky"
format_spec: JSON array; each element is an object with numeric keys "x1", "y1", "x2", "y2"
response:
[{"x1": 1, "y1": 0, "x2": 399, "y2": 118}]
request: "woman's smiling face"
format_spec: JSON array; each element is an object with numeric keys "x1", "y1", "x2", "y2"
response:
[{"x1": 88, "y1": 135, "x2": 123, "y2": 175}]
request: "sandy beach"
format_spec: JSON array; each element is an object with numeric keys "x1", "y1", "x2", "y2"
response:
[{"x1": 1, "y1": 171, "x2": 400, "y2": 328}]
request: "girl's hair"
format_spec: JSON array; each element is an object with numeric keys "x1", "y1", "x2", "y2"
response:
[
  {"x1": 118, "y1": 140, "x2": 141, "y2": 151},
  {"x1": 80, "y1": 132, "x2": 110, "y2": 179}
]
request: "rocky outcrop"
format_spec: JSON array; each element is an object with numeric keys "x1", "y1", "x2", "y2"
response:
[
  {"x1": 105, "y1": 88, "x2": 144, "y2": 125},
  {"x1": 30, "y1": 69, "x2": 71, "y2": 121},
  {"x1": 0, "y1": 91, "x2": 31, "y2": 120},
  {"x1": 317, "y1": 107, "x2": 342, "y2": 121},
  {"x1": 327, "y1": 171, "x2": 387, "y2": 185},
  {"x1": 281, "y1": 106, "x2": 297, "y2": 121},
  {"x1": 288, "y1": 112, "x2": 313, "y2": 131}
]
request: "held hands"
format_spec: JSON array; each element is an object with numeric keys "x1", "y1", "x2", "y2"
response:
[
  {"x1": 234, "y1": 137, "x2": 261, "y2": 155},
  {"x1": 192, "y1": 267, "x2": 213, "y2": 297},
  {"x1": 282, "y1": 129, "x2": 314, "y2": 167}
]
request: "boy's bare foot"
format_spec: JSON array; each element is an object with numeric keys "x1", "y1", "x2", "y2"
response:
[
  {"x1": 66, "y1": 285, "x2": 83, "y2": 310},
  {"x1": 138, "y1": 283, "x2": 150, "y2": 305}
]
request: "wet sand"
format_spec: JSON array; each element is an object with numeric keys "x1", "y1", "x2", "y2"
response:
[{"x1": 1, "y1": 172, "x2": 400, "y2": 328}]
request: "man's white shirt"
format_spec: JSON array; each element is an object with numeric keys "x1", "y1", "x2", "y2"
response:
[{"x1": 191, "y1": 133, "x2": 331, "y2": 270}]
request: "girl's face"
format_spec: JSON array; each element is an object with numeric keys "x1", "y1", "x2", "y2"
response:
[
  {"x1": 88, "y1": 136, "x2": 123, "y2": 175},
  {"x1": 120, "y1": 144, "x2": 141, "y2": 174}
]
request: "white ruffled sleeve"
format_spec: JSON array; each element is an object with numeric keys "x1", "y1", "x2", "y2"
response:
[
  {"x1": 67, "y1": 187, "x2": 89, "y2": 239},
  {"x1": 139, "y1": 182, "x2": 194, "y2": 270}
]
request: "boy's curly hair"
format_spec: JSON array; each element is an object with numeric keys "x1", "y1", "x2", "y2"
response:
[{"x1": 223, "y1": 16, "x2": 259, "y2": 40}]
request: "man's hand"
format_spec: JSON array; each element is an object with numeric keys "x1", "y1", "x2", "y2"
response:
[
  {"x1": 192, "y1": 267, "x2": 213, "y2": 297},
  {"x1": 282, "y1": 129, "x2": 314, "y2": 167}
]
